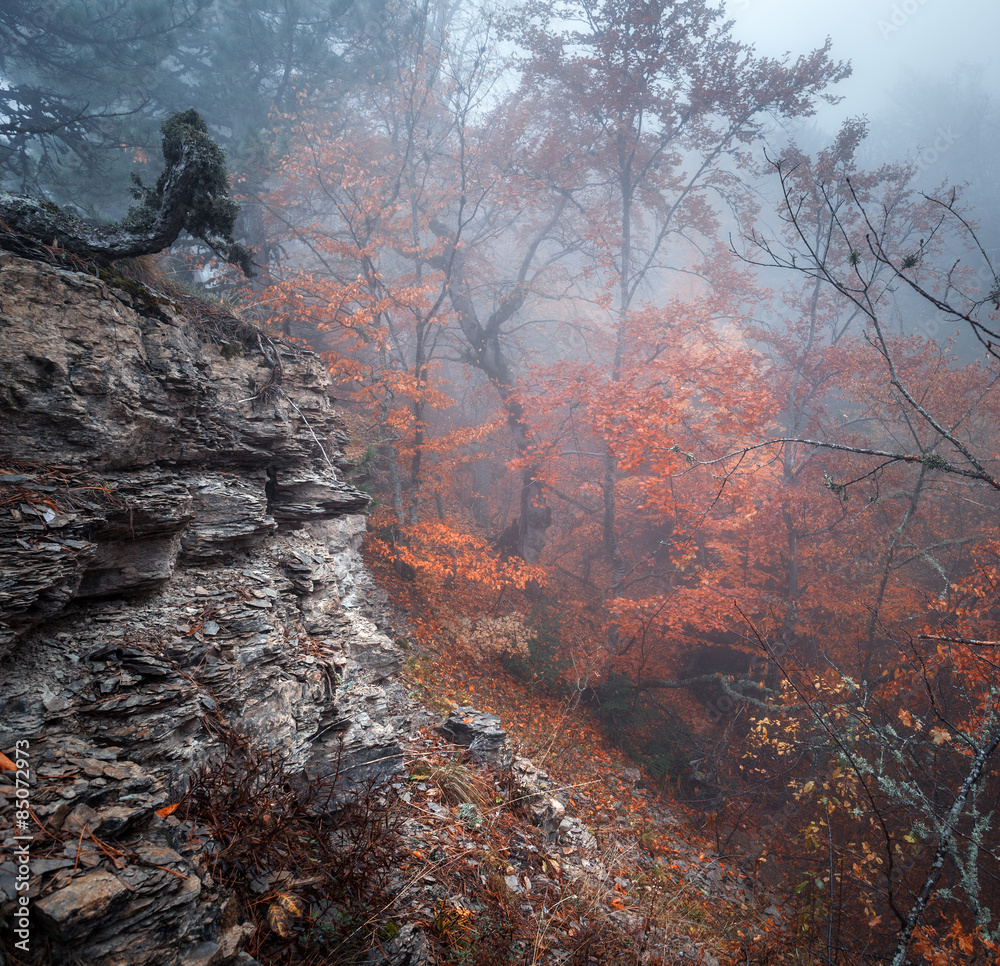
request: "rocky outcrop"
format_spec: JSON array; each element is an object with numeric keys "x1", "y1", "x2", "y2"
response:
[
  {"x1": 0, "y1": 253, "x2": 369, "y2": 648},
  {"x1": 0, "y1": 253, "x2": 411, "y2": 965},
  {"x1": 436, "y1": 706, "x2": 509, "y2": 765}
]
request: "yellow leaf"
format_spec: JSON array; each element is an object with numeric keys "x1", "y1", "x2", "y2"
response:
[{"x1": 267, "y1": 893, "x2": 305, "y2": 938}]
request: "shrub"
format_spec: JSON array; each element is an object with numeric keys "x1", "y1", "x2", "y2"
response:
[
  {"x1": 179, "y1": 730, "x2": 402, "y2": 965},
  {"x1": 500, "y1": 602, "x2": 571, "y2": 694}
]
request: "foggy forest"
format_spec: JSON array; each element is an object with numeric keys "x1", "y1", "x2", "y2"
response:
[{"x1": 2, "y1": 1, "x2": 1000, "y2": 964}]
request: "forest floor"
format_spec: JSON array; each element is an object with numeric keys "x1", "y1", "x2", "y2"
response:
[{"x1": 359, "y1": 568, "x2": 792, "y2": 966}]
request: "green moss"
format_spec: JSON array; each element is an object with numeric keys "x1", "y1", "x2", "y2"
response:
[
  {"x1": 126, "y1": 110, "x2": 255, "y2": 277},
  {"x1": 95, "y1": 262, "x2": 179, "y2": 315}
]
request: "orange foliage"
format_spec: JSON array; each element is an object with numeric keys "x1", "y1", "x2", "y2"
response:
[{"x1": 187, "y1": 5, "x2": 1000, "y2": 960}]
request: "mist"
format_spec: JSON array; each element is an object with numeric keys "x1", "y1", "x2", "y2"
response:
[
  {"x1": 731, "y1": 0, "x2": 1000, "y2": 126},
  {"x1": 2, "y1": 1, "x2": 999, "y2": 963}
]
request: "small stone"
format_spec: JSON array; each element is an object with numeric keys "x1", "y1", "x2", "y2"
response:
[
  {"x1": 79, "y1": 759, "x2": 107, "y2": 778},
  {"x1": 35, "y1": 870, "x2": 129, "y2": 939},
  {"x1": 102, "y1": 762, "x2": 144, "y2": 781},
  {"x1": 63, "y1": 803, "x2": 100, "y2": 832},
  {"x1": 137, "y1": 844, "x2": 183, "y2": 866},
  {"x1": 33, "y1": 858, "x2": 75, "y2": 875},
  {"x1": 93, "y1": 805, "x2": 143, "y2": 836},
  {"x1": 60, "y1": 843, "x2": 102, "y2": 867},
  {"x1": 181, "y1": 941, "x2": 222, "y2": 966}
]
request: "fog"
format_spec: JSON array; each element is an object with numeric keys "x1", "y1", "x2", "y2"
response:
[
  {"x1": 731, "y1": 0, "x2": 1000, "y2": 127},
  {"x1": 2, "y1": 2, "x2": 1000, "y2": 962}
]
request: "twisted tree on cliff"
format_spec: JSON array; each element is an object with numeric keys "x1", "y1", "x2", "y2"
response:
[{"x1": 0, "y1": 110, "x2": 255, "y2": 276}]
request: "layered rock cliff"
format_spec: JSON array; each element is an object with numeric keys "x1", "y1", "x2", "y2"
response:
[
  {"x1": 0, "y1": 253, "x2": 413, "y2": 964},
  {"x1": 0, "y1": 252, "x2": 751, "y2": 966}
]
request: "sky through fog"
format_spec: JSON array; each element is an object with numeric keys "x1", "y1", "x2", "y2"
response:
[{"x1": 729, "y1": 0, "x2": 1000, "y2": 130}]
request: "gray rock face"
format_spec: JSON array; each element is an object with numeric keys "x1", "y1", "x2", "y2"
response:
[
  {"x1": 436, "y1": 707, "x2": 510, "y2": 766},
  {"x1": 180, "y1": 476, "x2": 275, "y2": 563},
  {"x1": 0, "y1": 252, "x2": 369, "y2": 651},
  {"x1": 0, "y1": 254, "x2": 411, "y2": 965},
  {"x1": 270, "y1": 470, "x2": 370, "y2": 522},
  {"x1": 436, "y1": 707, "x2": 505, "y2": 746}
]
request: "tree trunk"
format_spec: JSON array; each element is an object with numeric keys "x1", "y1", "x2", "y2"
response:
[
  {"x1": 603, "y1": 165, "x2": 632, "y2": 636},
  {"x1": 431, "y1": 225, "x2": 553, "y2": 562}
]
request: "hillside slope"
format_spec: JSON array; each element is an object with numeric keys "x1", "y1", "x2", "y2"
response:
[{"x1": 0, "y1": 252, "x2": 761, "y2": 965}]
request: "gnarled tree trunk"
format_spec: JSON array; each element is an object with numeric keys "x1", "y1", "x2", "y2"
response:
[{"x1": 0, "y1": 110, "x2": 254, "y2": 276}]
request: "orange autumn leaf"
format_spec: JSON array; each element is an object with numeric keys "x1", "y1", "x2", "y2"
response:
[
  {"x1": 156, "y1": 802, "x2": 180, "y2": 818},
  {"x1": 0, "y1": 752, "x2": 17, "y2": 771},
  {"x1": 945, "y1": 918, "x2": 976, "y2": 956}
]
